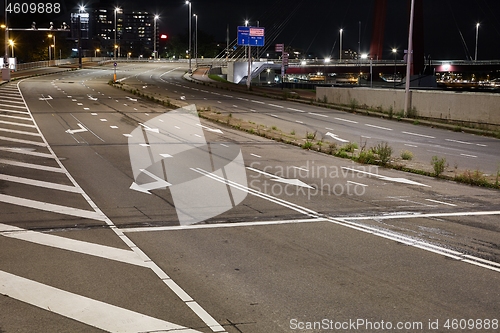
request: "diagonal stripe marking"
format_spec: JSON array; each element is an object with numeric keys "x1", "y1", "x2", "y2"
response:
[
  {"x1": 0, "y1": 224, "x2": 148, "y2": 267},
  {"x1": 0, "y1": 270, "x2": 201, "y2": 333},
  {"x1": 0, "y1": 194, "x2": 107, "y2": 221}
]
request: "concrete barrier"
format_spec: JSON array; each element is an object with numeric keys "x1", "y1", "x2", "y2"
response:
[{"x1": 317, "y1": 87, "x2": 500, "y2": 130}]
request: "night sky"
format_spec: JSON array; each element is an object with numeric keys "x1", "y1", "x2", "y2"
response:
[{"x1": 6, "y1": 0, "x2": 500, "y2": 60}]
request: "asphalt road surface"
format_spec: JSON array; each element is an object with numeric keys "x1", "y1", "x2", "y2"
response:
[{"x1": 0, "y1": 62, "x2": 499, "y2": 333}]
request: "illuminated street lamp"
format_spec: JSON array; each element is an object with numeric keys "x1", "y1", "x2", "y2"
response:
[
  {"x1": 9, "y1": 40, "x2": 14, "y2": 57},
  {"x1": 185, "y1": 1, "x2": 192, "y2": 72},
  {"x1": 475, "y1": 23, "x2": 480, "y2": 61},
  {"x1": 48, "y1": 33, "x2": 56, "y2": 60},
  {"x1": 95, "y1": 48, "x2": 100, "y2": 57},
  {"x1": 193, "y1": 14, "x2": 198, "y2": 67},
  {"x1": 339, "y1": 29, "x2": 343, "y2": 61},
  {"x1": 154, "y1": 15, "x2": 159, "y2": 60},
  {"x1": 324, "y1": 57, "x2": 331, "y2": 83},
  {"x1": 392, "y1": 48, "x2": 397, "y2": 88},
  {"x1": 114, "y1": 7, "x2": 121, "y2": 60}
]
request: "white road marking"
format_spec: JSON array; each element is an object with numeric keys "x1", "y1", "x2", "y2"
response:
[
  {"x1": 405, "y1": 144, "x2": 418, "y2": 148},
  {"x1": 110, "y1": 125, "x2": 118, "y2": 129},
  {"x1": 460, "y1": 153, "x2": 477, "y2": 158},
  {"x1": 292, "y1": 166, "x2": 309, "y2": 172},
  {"x1": 223, "y1": 94, "x2": 233, "y2": 98},
  {"x1": 0, "y1": 174, "x2": 80, "y2": 193},
  {"x1": 0, "y1": 194, "x2": 106, "y2": 221},
  {"x1": 100, "y1": 119, "x2": 108, "y2": 122},
  {"x1": 335, "y1": 117, "x2": 358, "y2": 124},
  {"x1": 0, "y1": 147, "x2": 52, "y2": 158},
  {"x1": 123, "y1": 134, "x2": 133, "y2": 137},
  {"x1": 342, "y1": 167, "x2": 429, "y2": 187},
  {"x1": 250, "y1": 153, "x2": 261, "y2": 158},
  {"x1": 295, "y1": 120, "x2": 304, "y2": 124},
  {"x1": 0, "y1": 135, "x2": 46, "y2": 146},
  {"x1": 287, "y1": 107, "x2": 305, "y2": 112},
  {"x1": 251, "y1": 100, "x2": 265, "y2": 104},
  {"x1": 347, "y1": 180, "x2": 368, "y2": 187},
  {"x1": 402, "y1": 131, "x2": 435, "y2": 139},
  {"x1": 0, "y1": 158, "x2": 64, "y2": 173},
  {"x1": 0, "y1": 128, "x2": 40, "y2": 137},
  {"x1": 268, "y1": 103, "x2": 284, "y2": 108},
  {"x1": 446, "y1": 138, "x2": 473, "y2": 145},
  {"x1": 308, "y1": 112, "x2": 328, "y2": 118},
  {"x1": 425, "y1": 199, "x2": 457, "y2": 207},
  {"x1": 0, "y1": 224, "x2": 147, "y2": 267},
  {"x1": 325, "y1": 132, "x2": 349, "y2": 143},
  {"x1": 476, "y1": 143, "x2": 487, "y2": 147},
  {"x1": 121, "y1": 218, "x2": 326, "y2": 232},
  {"x1": 91, "y1": 113, "x2": 98, "y2": 116},
  {"x1": 0, "y1": 270, "x2": 200, "y2": 333},
  {"x1": 0, "y1": 108, "x2": 29, "y2": 115},
  {"x1": 365, "y1": 123, "x2": 393, "y2": 131},
  {"x1": 271, "y1": 114, "x2": 279, "y2": 118}
]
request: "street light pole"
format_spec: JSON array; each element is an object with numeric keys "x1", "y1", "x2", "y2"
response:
[
  {"x1": 339, "y1": 29, "x2": 343, "y2": 61},
  {"x1": 193, "y1": 14, "x2": 198, "y2": 67},
  {"x1": 186, "y1": 1, "x2": 192, "y2": 72},
  {"x1": 3, "y1": 0, "x2": 10, "y2": 80},
  {"x1": 154, "y1": 15, "x2": 159, "y2": 60},
  {"x1": 114, "y1": 7, "x2": 120, "y2": 60},
  {"x1": 404, "y1": 0, "x2": 415, "y2": 117},
  {"x1": 9, "y1": 40, "x2": 13, "y2": 57},
  {"x1": 392, "y1": 48, "x2": 397, "y2": 88},
  {"x1": 475, "y1": 23, "x2": 480, "y2": 61}
]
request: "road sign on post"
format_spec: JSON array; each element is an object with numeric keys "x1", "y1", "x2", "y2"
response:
[{"x1": 237, "y1": 26, "x2": 265, "y2": 46}]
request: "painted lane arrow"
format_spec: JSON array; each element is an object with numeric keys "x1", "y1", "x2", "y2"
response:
[
  {"x1": 246, "y1": 167, "x2": 314, "y2": 189},
  {"x1": 196, "y1": 124, "x2": 223, "y2": 134},
  {"x1": 138, "y1": 123, "x2": 160, "y2": 133},
  {"x1": 65, "y1": 123, "x2": 88, "y2": 135},
  {"x1": 341, "y1": 167, "x2": 430, "y2": 187},
  {"x1": 87, "y1": 95, "x2": 98, "y2": 101},
  {"x1": 130, "y1": 169, "x2": 172, "y2": 194},
  {"x1": 325, "y1": 132, "x2": 349, "y2": 143},
  {"x1": 126, "y1": 96, "x2": 138, "y2": 102},
  {"x1": 39, "y1": 95, "x2": 53, "y2": 101}
]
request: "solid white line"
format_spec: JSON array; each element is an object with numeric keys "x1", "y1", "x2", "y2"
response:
[
  {"x1": 0, "y1": 270, "x2": 200, "y2": 333},
  {"x1": 250, "y1": 153, "x2": 261, "y2": 158},
  {"x1": 0, "y1": 174, "x2": 81, "y2": 193},
  {"x1": 0, "y1": 158, "x2": 64, "y2": 173},
  {"x1": 308, "y1": 112, "x2": 328, "y2": 118},
  {"x1": 365, "y1": 123, "x2": 393, "y2": 131},
  {"x1": 186, "y1": 301, "x2": 226, "y2": 332},
  {"x1": 0, "y1": 147, "x2": 53, "y2": 159},
  {"x1": 402, "y1": 131, "x2": 435, "y2": 139},
  {"x1": 0, "y1": 194, "x2": 107, "y2": 221},
  {"x1": 346, "y1": 210, "x2": 500, "y2": 220},
  {"x1": 0, "y1": 135, "x2": 46, "y2": 146},
  {"x1": 120, "y1": 218, "x2": 327, "y2": 233},
  {"x1": 335, "y1": 117, "x2": 358, "y2": 124},
  {"x1": 425, "y1": 199, "x2": 457, "y2": 207},
  {"x1": 0, "y1": 224, "x2": 147, "y2": 267}
]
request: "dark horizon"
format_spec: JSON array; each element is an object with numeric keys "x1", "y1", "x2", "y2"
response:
[{"x1": 4, "y1": 0, "x2": 500, "y2": 60}]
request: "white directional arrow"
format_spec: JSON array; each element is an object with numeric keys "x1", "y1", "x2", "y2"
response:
[
  {"x1": 87, "y1": 95, "x2": 98, "y2": 101},
  {"x1": 196, "y1": 124, "x2": 223, "y2": 134},
  {"x1": 139, "y1": 123, "x2": 160, "y2": 133},
  {"x1": 130, "y1": 169, "x2": 171, "y2": 194},
  {"x1": 341, "y1": 167, "x2": 430, "y2": 187},
  {"x1": 325, "y1": 132, "x2": 349, "y2": 143},
  {"x1": 65, "y1": 123, "x2": 88, "y2": 135},
  {"x1": 126, "y1": 96, "x2": 138, "y2": 102},
  {"x1": 39, "y1": 95, "x2": 53, "y2": 101},
  {"x1": 246, "y1": 167, "x2": 314, "y2": 189}
]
